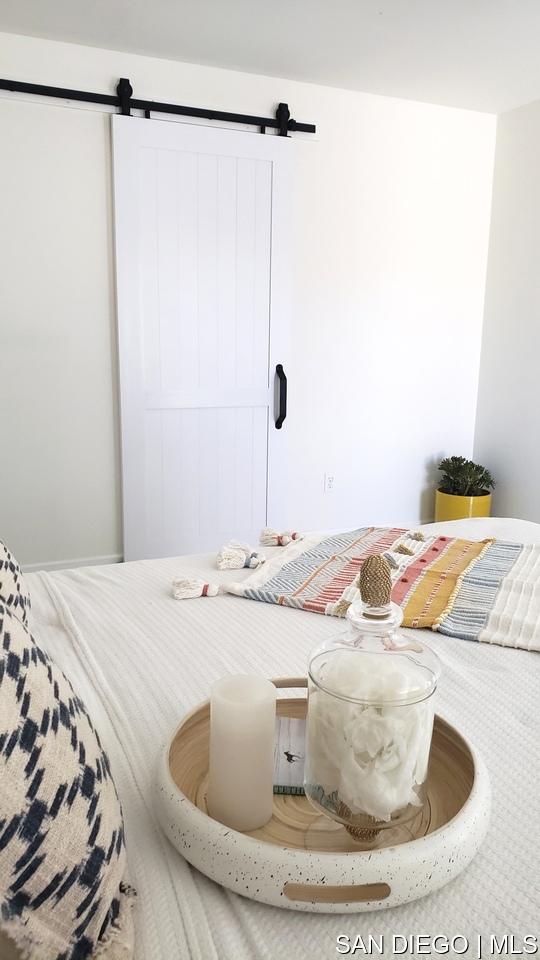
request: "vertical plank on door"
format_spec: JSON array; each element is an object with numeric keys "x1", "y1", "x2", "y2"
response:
[
  {"x1": 139, "y1": 148, "x2": 161, "y2": 393},
  {"x1": 144, "y1": 409, "x2": 163, "y2": 556},
  {"x1": 236, "y1": 158, "x2": 256, "y2": 389},
  {"x1": 198, "y1": 154, "x2": 219, "y2": 390},
  {"x1": 217, "y1": 408, "x2": 237, "y2": 534},
  {"x1": 178, "y1": 409, "x2": 200, "y2": 548},
  {"x1": 157, "y1": 149, "x2": 180, "y2": 393},
  {"x1": 161, "y1": 408, "x2": 183, "y2": 556},
  {"x1": 198, "y1": 408, "x2": 220, "y2": 541},
  {"x1": 176, "y1": 151, "x2": 199, "y2": 393},
  {"x1": 217, "y1": 156, "x2": 237, "y2": 387},
  {"x1": 252, "y1": 407, "x2": 269, "y2": 530},
  {"x1": 254, "y1": 161, "x2": 273, "y2": 389}
]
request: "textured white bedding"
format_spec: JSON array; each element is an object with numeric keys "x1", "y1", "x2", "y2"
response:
[{"x1": 26, "y1": 518, "x2": 540, "y2": 960}]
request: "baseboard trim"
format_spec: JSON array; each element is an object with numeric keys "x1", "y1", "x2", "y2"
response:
[{"x1": 23, "y1": 554, "x2": 123, "y2": 573}]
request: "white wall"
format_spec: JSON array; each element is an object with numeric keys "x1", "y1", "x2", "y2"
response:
[
  {"x1": 475, "y1": 100, "x2": 540, "y2": 521},
  {"x1": 0, "y1": 93, "x2": 121, "y2": 569},
  {"x1": 0, "y1": 32, "x2": 496, "y2": 567}
]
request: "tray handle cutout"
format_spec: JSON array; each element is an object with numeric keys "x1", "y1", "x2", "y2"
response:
[{"x1": 283, "y1": 882, "x2": 391, "y2": 904}]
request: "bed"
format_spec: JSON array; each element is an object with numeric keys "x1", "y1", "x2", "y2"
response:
[{"x1": 26, "y1": 518, "x2": 540, "y2": 960}]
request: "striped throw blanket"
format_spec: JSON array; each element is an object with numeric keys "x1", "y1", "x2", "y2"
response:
[{"x1": 228, "y1": 527, "x2": 540, "y2": 651}]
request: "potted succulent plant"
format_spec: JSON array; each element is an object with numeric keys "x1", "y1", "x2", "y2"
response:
[{"x1": 435, "y1": 456, "x2": 495, "y2": 521}]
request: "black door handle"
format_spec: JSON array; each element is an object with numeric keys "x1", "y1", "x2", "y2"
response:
[{"x1": 275, "y1": 364, "x2": 287, "y2": 429}]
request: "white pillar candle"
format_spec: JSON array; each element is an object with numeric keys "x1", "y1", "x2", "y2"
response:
[{"x1": 207, "y1": 674, "x2": 276, "y2": 832}]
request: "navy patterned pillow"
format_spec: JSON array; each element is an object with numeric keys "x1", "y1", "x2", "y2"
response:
[
  {"x1": 0, "y1": 595, "x2": 135, "y2": 958},
  {"x1": 0, "y1": 541, "x2": 31, "y2": 628}
]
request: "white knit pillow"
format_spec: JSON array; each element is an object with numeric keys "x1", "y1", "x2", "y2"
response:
[{"x1": 0, "y1": 555, "x2": 135, "y2": 960}]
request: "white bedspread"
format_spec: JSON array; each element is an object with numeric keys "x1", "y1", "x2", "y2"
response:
[{"x1": 26, "y1": 518, "x2": 540, "y2": 960}]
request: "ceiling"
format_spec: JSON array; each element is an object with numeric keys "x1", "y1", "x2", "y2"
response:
[{"x1": 1, "y1": 0, "x2": 540, "y2": 114}]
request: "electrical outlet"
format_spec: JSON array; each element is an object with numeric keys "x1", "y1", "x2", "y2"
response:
[{"x1": 324, "y1": 473, "x2": 335, "y2": 493}]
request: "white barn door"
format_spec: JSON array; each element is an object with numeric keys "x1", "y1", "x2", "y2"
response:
[{"x1": 112, "y1": 116, "x2": 291, "y2": 559}]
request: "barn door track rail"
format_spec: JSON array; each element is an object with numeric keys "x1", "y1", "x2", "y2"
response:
[{"x1": 0, "y1": 76, "x2": 316, "y2": 136}]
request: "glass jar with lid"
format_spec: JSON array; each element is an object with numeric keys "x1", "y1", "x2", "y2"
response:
[{"x1": 304, "y1": 555, "x2": 441, "y2": 845}]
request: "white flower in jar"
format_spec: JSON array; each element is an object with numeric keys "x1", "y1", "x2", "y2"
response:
[{"x1": 307, "y1": 650, "x2": 435, "y2": 822}]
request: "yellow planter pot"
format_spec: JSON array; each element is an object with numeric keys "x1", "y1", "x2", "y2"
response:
[{"x1": 435, "y1": 490, "x2": 492, "y2": 522}]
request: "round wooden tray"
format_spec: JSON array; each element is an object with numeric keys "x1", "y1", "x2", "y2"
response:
[{"x1": 156, "y1": 678, "x2": 491, "y2": 913}]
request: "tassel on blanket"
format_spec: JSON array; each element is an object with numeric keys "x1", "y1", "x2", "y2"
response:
[
  {"x1": 216, "y1": 541, "x2": 265, "y2": 570},
  {"x1": 407, "y1": 531, "x2": 426, "y2": 541},
  {"x1": 334, "y1": 598, "x2": 352, "y2": 617},
  {"x1": 395, "y1": 544, "x2": 415, "y2": 556},
  {"x1": 260, "y1": 527, "x2": 304, "y2": 547},
  {"x1": 172, "y1": 579, "x2": 223, "y2": 600}
]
